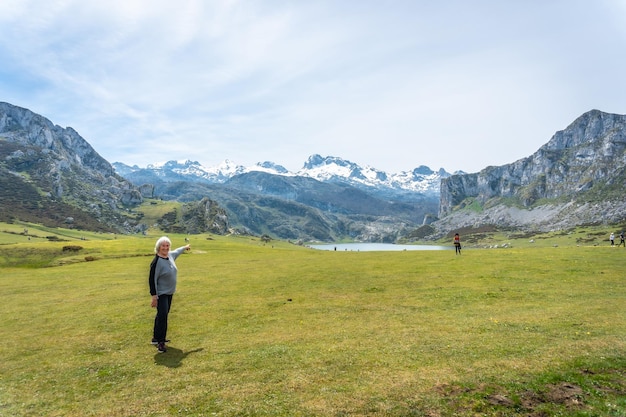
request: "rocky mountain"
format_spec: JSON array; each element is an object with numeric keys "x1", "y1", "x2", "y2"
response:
[
  {"x1": 5, "y1": 100, "x2": 624, "y2": 242},
  {"x1": 113, "y1": 155, "x2": 450, "y2": 198},
  {"x1": 113, "y1": 156, "x2": 447, "y2": 242},
  {"x1": 0, "y1": 101, "x2": 443, "y2": 241},
  {"x1": 116, "y1": 169, "x2": 439, "y2": 242},
  {"x1": 114, "y1": 159, "x2": 249, "y2": 185},
  {"x1": 434, "y1": 109, "x2": 626, "y2": 236},
  {"x1": 299, "y1": 155, "x2": 449, "y2": 196},
  {"x1": 0, "y1": 102, "x2": 145, "y2": 232}
]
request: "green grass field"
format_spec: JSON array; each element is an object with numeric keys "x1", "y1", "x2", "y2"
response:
[{"x1": 1, "y1": 223, "x2": 625, "y2": 416}]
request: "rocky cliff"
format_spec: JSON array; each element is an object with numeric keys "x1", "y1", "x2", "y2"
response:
[
  {"x1": 0, "y1": 102, "x2": 143, "y2": 232},
  {"x1": 437, "y1": 110, "x2": 626, "y2": 233}
]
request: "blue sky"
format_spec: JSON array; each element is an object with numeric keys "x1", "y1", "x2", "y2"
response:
[{"x1": 1, "y1": 1, "x2": 625, "y2": 174}]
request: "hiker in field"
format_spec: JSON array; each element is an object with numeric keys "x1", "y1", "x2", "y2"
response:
[
  {"x1": 453, "y1": 233, "x2": 461, "y2": 255},
  {"x1": 619, "y1": 232, "x2": 625, "y2": 247},
  {"x1": 149, "y1": 236, "x2": 190, "y2": 353},
  {"x1": 610, "y1": 232, "x2": 615, "y2": 246}
]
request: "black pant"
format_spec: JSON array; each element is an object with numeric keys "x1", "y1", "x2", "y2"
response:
[{"x1": 154, "y1": 294, "x2": 173, "y2": 343}]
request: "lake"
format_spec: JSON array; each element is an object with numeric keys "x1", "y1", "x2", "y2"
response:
[{"x1": 309, "y1": 243, "x2": 449, "y2": 252}]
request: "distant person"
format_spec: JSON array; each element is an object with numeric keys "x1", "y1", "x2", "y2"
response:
[
  {"x1": 620, "y1": 232, "x2": 625, "y2": 247},
  {"x1": 610, "y1": 232, "x2": 615, "y2": 246},
  {"x1": 149, "y1": 236, "x2": 190, "y2": 353},
  {"x1": 453, "y1": 233, "x2": 461, "y2": 255}
]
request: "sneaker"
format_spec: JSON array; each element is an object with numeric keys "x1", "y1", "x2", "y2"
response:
[
  {"x1": 151, "y1": 338, "x2": 170, "y2": 345},
  {"x1": 157, "y1": 342, "x2": 167, "y2": 353}
]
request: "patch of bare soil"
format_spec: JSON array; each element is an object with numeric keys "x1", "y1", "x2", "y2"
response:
[
  {"x1": 520, "y1": 383, "x2": 584, "y2": 413},
  {"x1": 431, "y1": 364, "x2": 626, "y2": 416},
  {"x1": 436, "y1": 381, "x2": 587, "y2": 416},
  {"x1": 487, "y1": 394, "x2": 514, "y2": 407}
]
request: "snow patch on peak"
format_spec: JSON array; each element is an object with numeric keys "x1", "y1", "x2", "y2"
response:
[
  {"x1": 297, "y1": 155, "x2": 449, "y2": 193},
  {"x1": 247, "y1": 161, "x2": 292, "y2": 175},
  {"x1": 115, "y1": 154, "x2": 451, "y2": 194}
]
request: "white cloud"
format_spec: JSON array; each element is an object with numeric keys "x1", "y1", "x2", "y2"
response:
[{"x1": 0, "y1": 0, "x2": 624, "y2": 173}]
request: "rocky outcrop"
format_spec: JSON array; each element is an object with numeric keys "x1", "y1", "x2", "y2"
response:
[
  {"x1": 156, "y1": 197, "x2": 229, "y2": 235},
  {"x1": 435, "y1": 201, "x2": 626, "y2": 236},
  {"x1": 437, "y1": 110, "x2": 626, "y2": 232},
  {"x1": 138, "y1": 184, "x2": 155, "y2": 198},
  {"x1": 0, "y1": 103, "x2": 114, "y2": 177}
]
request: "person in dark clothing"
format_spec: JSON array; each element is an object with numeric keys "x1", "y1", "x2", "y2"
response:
[
  {"x1": 149, "y1": 236, "x2": 190, "y2": 353},
  {"x1": 453, "y1": 233, "x2": 461, "y2": 255}
]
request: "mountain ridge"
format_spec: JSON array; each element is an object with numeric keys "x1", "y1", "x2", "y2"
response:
[
  {"x1": 0, "y1": 101, "x2": 442, "y2": 241},
  {"x1": 0, "y1": 101, "x2": 144, "y2": 232},
  {"x1": 113, "y1": 154, "x2": 454, "y2": 196},
  {"x1": 3, "y1": 100, "x2": 626, "y2": 242},
  {"x1": 434, "y1": 109, "x2": 626, "y2": 236}
]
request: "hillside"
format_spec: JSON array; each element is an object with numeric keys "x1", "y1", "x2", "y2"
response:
[
  {"x1": 0, "y1": 102, "x2": 143, "y2": 232},
  {"x1": 113, "y1": 156, "x2": 445, "y2": 241},
  {"x1": 434, "y1": 109, "x2": 626, "y2": 237},
  {"x1": 133, "y1": 173, "x2": 436, "y2": 242}
]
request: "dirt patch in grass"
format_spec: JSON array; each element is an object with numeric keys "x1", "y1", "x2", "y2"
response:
[
  {"x1": 433, "y1": 363, "x2": 626, "y2": 416},
  {"x1": 519, "y1": 383, "x2": 584, "y2": 414}
]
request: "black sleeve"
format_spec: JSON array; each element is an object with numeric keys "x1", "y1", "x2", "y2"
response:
[{"x1": 148, "y1": 255, "x2": 158, "y2": 295}]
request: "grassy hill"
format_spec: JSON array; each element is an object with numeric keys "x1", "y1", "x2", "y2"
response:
[{"x1": 1, "y1": 223, "x2": 625, "y2": 416}]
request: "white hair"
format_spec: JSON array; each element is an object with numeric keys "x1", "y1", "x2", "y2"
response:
[{"x1": 154, "y1": 236, "x2": 171, "y2": 253}]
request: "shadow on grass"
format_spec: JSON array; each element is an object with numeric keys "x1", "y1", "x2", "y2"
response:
[{"x1": 154, "y1": 346, "x2": 204, "y2": 368}]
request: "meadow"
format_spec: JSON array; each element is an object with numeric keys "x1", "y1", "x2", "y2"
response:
[{"x1": 1, "y1": 222, "x2": 625, "y2": 416}]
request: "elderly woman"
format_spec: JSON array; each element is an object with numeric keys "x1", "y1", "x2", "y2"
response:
[{"x1": 148, "y1": 236, "x2": 190, "y2": 353}]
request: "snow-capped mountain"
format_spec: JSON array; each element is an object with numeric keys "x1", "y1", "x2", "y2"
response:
[
  {"x1": 115, "y1": 159, "x2": 247, "y2": 182},
  {"x1": 297, "y1": 155, "x2": 451, "y2": 194},
  {"x1": 113, "y1": 154, "x2": 453, "y2": 196},
  {"x1": 113, "y1": 154, "x2": 446, "y2": 242}
]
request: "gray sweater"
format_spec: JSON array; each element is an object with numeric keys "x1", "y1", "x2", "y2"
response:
[{"x1": 148, "y1": 246, "x2": 186, "y2": 296}]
